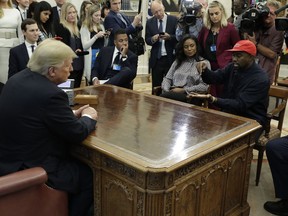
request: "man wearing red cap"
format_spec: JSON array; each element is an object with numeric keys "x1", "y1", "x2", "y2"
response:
[{"x1": 194, "y1": 40, "x2": 270, "y2": 128}]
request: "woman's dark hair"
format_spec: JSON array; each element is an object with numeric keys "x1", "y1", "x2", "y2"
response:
[
  {"x1": 27, "y1": 1, "x2": 38, "y2": 19},
  {"x1": 175, "y1": 34, "x2": 202, "y2": 69},
  {"x1": 33, "y1": 1, "x2": 54, "y2": 35},
  {"x1": 101, "y1": 4, "x2": 109, "y2": 18}
]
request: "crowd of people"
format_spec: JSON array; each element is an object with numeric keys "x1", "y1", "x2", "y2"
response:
[{"x1": 0, "y1": 0, "x2": 287, "y2": 215}]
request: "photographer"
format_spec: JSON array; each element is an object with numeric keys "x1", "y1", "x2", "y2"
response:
[
  {"x1": 176, "y1": 0, "x2": 207, "y2": 41},
  {"x1": 244, "y1": 0, "x2": 284, "y2": 85}
]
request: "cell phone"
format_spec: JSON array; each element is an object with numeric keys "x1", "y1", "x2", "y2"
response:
[
  {"x1": 106, "y1": 28, "x2": 113, "y2": 32},
  {"x1": 76, "y1": 51, "x2": 89, "y2": 56},
  {"x1": 159, "y1": 32, "x2": 165, "y2": 35}
]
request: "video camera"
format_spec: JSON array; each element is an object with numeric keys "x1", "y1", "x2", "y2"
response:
[
  {"x1": 178, "y1": 0, "x2": 202, "y2": 26},
  {"x1": 240, "y1": 2, "x2": 270, "y2": 36}
]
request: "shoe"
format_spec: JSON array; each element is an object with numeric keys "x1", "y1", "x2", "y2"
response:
[{"x1": 264, "y1": 199, "x2": 288, "y2": 215}]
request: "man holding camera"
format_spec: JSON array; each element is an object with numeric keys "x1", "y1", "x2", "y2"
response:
[
  {"x1": 176, "y1": 0, "x2": 207, "y2": 41},
  {"x1": 245, "y1": 0, "x2": 283, "y2": 85}
]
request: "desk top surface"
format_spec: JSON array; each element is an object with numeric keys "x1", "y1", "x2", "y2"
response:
[{"x1": 75, "y1": 85, "x2": 260, "y2": 171}]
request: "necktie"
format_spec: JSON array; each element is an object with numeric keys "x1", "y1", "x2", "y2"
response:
[
  {"x1": 58, "y1": 9, "x2": 61, "y2": 17},
  {"x1": 117, "y1": 13, "x2": 128, "y2": 27},
  {"x1": 31, "y1": 45, "x2": 35, "y2": 53},
  {"x1": 113, "y1": 52, "x2": 121, "y2": 65},
  {"x1": 158, "y1": 19, "x2": 163, "y2": 59},
  {"x1": 23, "y1": 10, "x2": 26, "y2": 19}
]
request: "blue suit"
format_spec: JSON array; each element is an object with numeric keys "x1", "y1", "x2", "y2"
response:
[
  {"x1": 104, "y1": 10, "x2": 143, "y2": 46},
  {"x1": 8, "y1": 43, "x2": 29, "y2": 79}
]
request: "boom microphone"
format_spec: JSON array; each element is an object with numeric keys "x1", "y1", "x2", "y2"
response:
[{"x1": 275, "y1": 4, "x2": 288, "y2": 15}]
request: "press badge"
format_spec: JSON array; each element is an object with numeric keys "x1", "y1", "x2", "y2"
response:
[
  {"x1": 112, "y1": 64, "x2": 121, "y2": 71},
  {"x1": 210, "y1": 44, "x2": 216, "y2": 52}
]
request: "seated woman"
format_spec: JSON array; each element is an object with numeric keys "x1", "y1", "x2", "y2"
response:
[{"x1": 160, "y1": 35, "x2": 210, "y2": 105}]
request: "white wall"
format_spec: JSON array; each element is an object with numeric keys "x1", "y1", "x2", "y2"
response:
[{"x1": 39, "y1": 0, "x2": 82, "y2": 11}]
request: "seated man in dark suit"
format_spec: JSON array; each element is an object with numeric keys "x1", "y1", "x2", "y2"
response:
[
  {"x1": 0, "y1": 39, "x2": 98, "y2": 216},
  {"x1": 91, "y1": 28, "x2": 138, "y2": 88},
  {"x1": 8, "y1": 18, "x2": 39, "y2": 79}
]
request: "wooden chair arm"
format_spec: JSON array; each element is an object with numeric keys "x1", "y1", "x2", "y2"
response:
[
  {"x1": 152, "y1": 86, "x2": 162, "y2": 96},
  {"x1": 268, "y1": 100, "x2": 287, "y2": 117}
]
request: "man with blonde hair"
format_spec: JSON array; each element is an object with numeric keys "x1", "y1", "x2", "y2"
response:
[{"x1": 0, "y1": 39, "x2": 97, "y2": 216}]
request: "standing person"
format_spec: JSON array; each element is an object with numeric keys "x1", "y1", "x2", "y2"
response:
[
  {"x1": 91, "y1": 29, "x2": 137, "y2": 88},
  {"x1": 55, "y1": 2, "x2": 85, "y2": 88},
  {"x1": 145, "y1": 0, "x2": 178, "y2": 89},
  {"x1": 176, "y1": 0, "x2": 206, "y2": 41},
  {"x1": 198, "y1": 0, "x2": 240, "y2": 101},
  {"x1": 245, "y1": 0, "x2": 284, "y2": 85},
  {"x1": 52, "y1": 0, "x2": 66, "y2": 26},
  {"x1": 264, "y1": 136, "x2": 288, "y2": 215},
  {"x1": 8, "y1": 18, "x2": 39, "y2": 79},
  {"x1": 160, "y1": 35, "x2": 210, "y2": 105},
  {"x1": 104, "y1": 0, "x2": 143, "y2": 49},
  {"x1": 80, "y1": 4, "x2": 109, "y2": 83},
  {"x1": 227, "y1": 0, "x2": 248, "y2": 30},
  {"x1": 0, "y1": 38, "x2": 97, "y2": 216},
  {"x1": 16, "y1": 0, "x2": 29, "y2": 21},
  {"x1": 0, "y1": 0, "x2": 22, "y2": 84},
  {"x1": 33, "y1": 1, "x2": 54, "y2": 43},
  {"x1": 78, "y1": 0, "x2": 92, "y2": 27},
  {"x1": 101, "y1": 4, "x2": 109, "y2": 22}
]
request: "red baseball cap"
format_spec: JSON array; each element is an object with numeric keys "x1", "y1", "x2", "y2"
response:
[{"x1": 226, "y1": 40, "x2": 257, "y2": 56}]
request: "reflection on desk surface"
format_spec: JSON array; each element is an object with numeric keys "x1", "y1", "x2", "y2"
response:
[{"x1": 75, "y1": 85, "x2": 260, "y2": 169}]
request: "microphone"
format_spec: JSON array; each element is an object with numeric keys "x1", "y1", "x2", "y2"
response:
[{"x1": 275, "y1": 4, "x2": 288, "y2": 15}]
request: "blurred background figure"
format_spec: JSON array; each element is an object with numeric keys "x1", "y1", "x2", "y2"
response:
[
  {"x1": 227, "y1": 0, "x2": 248, "y2": 32},
  {"x1": 80, "y1": 4, "x2": 109, "y2": 83},
  {"x1": 55, "y1": 2, "x2": 84, "y2": 88},
  {"x1": 176, "y1": 0, "x2": 205, "y2": 41},
  {"x1": 101, "y1": 4, "x2": 109, "y2": 22},
  {"x1": 27, "y1": 1, "x2": 38, "y2": 18},
  {"x1": 15, "y1": 0, "x2": 29, "y2": 21},
  {"x1": 160, "y1": 35, "x2": 210, "y2": 105},
  {"x1": 52, "y1": 0, "x2": 66, "y2": 26},
  {"x1": 78, "y1": 0, "x2": 92, "y2": 27},
  {"x1": 198, "y1": 0, "x2": 239, "y2": 107},
  {"x1": 33, "y1": 1, "x2": 54, "y2": 43},
  {"x1": 0, "y1": 0, "x2": 22, "y2": 84}
]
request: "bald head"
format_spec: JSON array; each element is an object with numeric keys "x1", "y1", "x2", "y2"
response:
[{"x1": 151, "y1": 0, "x2": 165, "y2": 20}]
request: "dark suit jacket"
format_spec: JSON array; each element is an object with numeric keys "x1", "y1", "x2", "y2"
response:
[
  {"x1": 145, "y1": 15, "x2": 178, "y2": 69},
  {"x1": 52, "y1": 6, "x2": 60, "y2": 26},
  {"x1": 0, "y1": 69, "x2": 96, "y2": 192},
  {"x1": 104, "y1": 10, "x2": 143, "y2": 46},
  {"x1": 91, "y1": 46, "x2": 137, "y2": 85},
  {"x1": 8, "y1": 43, "x2": 29, "y2": 79}
]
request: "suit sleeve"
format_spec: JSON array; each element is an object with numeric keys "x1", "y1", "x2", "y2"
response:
[
  {"x1": 145, "y1": 20, "x2": 154, "y2": 46},
  {"x1": 91, "y1": 48, "x2": 103, "y2": 81},
  {"x1": 8, "y1": 49, "x2": 19, "y2": 79},
  {"x1": 43, "y1": 90, "x2": 96, "y2": 144},
  {"x1": 121, "y1": 53, "x2": 138, "y2": 79}
]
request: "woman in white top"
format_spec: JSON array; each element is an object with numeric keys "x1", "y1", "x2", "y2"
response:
[
  {"x1": 80, "y1": 4, "x2": 109, "y2": 83},
  {"x1": 0, "y1": 0, "x2": 22, "y2": 84}
]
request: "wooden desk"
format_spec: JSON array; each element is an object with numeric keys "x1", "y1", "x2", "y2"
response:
[{"x1": 73, "y1": 85, "x2": 261, "y2": 216}]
